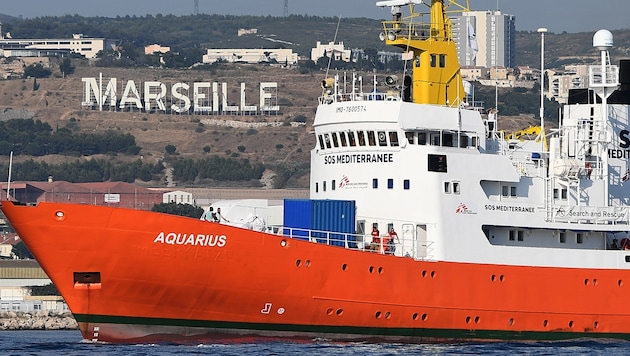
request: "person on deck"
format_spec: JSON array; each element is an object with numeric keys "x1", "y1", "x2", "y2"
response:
[
  {"x1": 369, "y1": 226, "x2": 380, "y2": 251},
  {"x1": 386, "y1": 228, "x2": 399, "y2": 255},
  {"x1": 216, "y1": 207, "x2": 229, "y2": 223}
]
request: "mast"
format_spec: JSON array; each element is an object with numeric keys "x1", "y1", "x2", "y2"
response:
[{"x1": 377, "y1": 0, "x2": 470, "y2": 107}]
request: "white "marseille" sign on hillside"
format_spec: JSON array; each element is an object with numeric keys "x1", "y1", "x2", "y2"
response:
[{"x1": 82, "y1": 74, "x2": 279, "y2": 115}]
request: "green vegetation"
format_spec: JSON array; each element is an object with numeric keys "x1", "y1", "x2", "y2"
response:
[
  {"x1": 0, "y1": 158, "x2": 164, "y2": 183},
  {"x1": 151, "y1": 202, "x2": 204, "y2": 218},
  {"x1": 171, "y1": 156, "x2": 265, "y2": 183},
  {"x1": 0, "y1": 119, "x2": 140, "y2": 156}
]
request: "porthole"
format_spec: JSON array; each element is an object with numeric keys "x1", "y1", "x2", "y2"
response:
[
  {"x1": 326, "y1": 308, "x2": 334, "y2": 315},
  {"x1": 341, "y1": 264, "x2": 347, "y2": 271},
  {"x1": 412, "y1": 313, "x2": 419, "y2": 321},
  {"x1": 499, "y1": 275, "x2": 504, "y2": 282},
  {"x1": 543, "y1": 320, "x2": 548, "y2": 327},
  {"x1": 474, "y1": 316, "x2": 480, "y2": 324},
  {"x1": 385, "y1": 312, "x2": 391, "y2": 319},
  {"x1": 584, "y1": 279, "x2": 589, "y2": 286},
  {"x1": 491, "y1": 275, "x2": 496, "y2": 282},
  {"x1": 569, "y1": 321, "x2": 574, "y2": 328},
  {"x1": 336, "y1": 309, "x2": 343, "y2": 316},
  {"x1": 369, "y1": 266, "x2": 375, "y2": 273},
  {"x1": 280, "y1": 239, "x2": 287, "y2": 247},
  {"x1": 619, "y1": 279, "x2": 623, "y2": 287},
  {"x1": 465, "y1": 316, "x2": 471, "y2": 324},
  {"x1": 296, "y1": 260, "x2": 301, "y2": 267},
  {"x1": 375, "y1": 311, "x2": 382, "y2": 319},
  {"x1": 422, "y1": 270, "x2": 427, "y2": 278},
  {"x1": 305, "y1": 260, "x2": 311, "y2": 267},
  {"x1": 594, "y1": 321, "x2": 599, "y2": 329},
  {"x1": 430, "y1": 271, "x2": 436, "y2": 278},
  {"x1": 54, "y1": 210, "x2": 66, "y2": 221},
  {"x1": 592, "y1": 279, "x2": 598, "y2": 286},
  {"x1": 378, "y1": 267, "x2": 383, "y2": 274},
  {"x1": 508, "y1": 318, "x2": 514, "y2": 326},
  {"x1": 422, "y1": 314, "x2": 428, "y2": 321}
]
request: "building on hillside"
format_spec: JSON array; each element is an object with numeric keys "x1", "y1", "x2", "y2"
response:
[
  {"x1": 202, "y1": 48, "x2": 298, "y2": 65},
  {"x1": 547, "y1": 65, "x2": 590, "y2": 104},
  {"x1": 144, "y1": 44, "x2": 171, "y2": 55},
  {"x1": 452, "y1": 10, "x2": 516, "y2": 69},
  {"x1": 311, "y1": 41, "x2": 352, "y2": 63},
  {"x1": 461, "y1": 66, "x2": 488, "y2": 80},
  {"x1": 237, "y1": 29, "x2": 258, "y2": 36},
  {"x1": 0, "y1": 34, "x2": 116, "y2": 59}
]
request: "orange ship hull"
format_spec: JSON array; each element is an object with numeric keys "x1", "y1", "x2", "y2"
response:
[{"x1": 3, "y1": 200, "x2": 630, "y2": 343}]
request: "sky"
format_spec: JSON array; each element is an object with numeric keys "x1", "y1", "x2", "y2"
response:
[{"x1": 1, "y1": 0, "x2": 628, "y2": 34}]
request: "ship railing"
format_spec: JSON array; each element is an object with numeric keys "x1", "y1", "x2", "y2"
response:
[
  {"x1": 319, "y1": 91, "x2": 400, "y2": 105},
  {"x1": 380, "y1": 20, "x2": 453, "y2": 43},
  {"x1": 275, "y1": 225, "x2": 435, "y2": 260}
]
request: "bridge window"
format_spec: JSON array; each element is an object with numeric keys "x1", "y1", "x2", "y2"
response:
[
  {"x1": 318, "y1": 135, "x2": 325, "y2": 149},
  {"x1": 323, "y1": 181, "x2": 327, "y2": 191},
  {"x1": 517, "y1": 230, "x2": 524, "y2": 241},
  {"x1": 339, "y1": 131, "x2": 347, "y2": 146},
  {"x1": 404, "y1": 179, "x2": 410, "y2": 190},
  {"x1": 388, "y1": 179, "x2": 394, "y2": 189},
  {"x1": 332, "y1": 180, "x2": 336, "y2": 190},
  {"x1": 324, "y1": 134, "x2": 331, "y2": 149},
  {"x1": 509, "y1": 230, "x2": 515, "y2": 241},
  {"x1": 348, "y1": 132, "x2": 356, "y2": 146},
  {"x1": 357, "y1": 131, "x2": 366, "y2": 146},
  {"x1": 561, "y1": 188, "x2": 568, "y2": 200},
  {"x1": 430, "y1": 54, "x2": 437, "y2": 67},
  {"x1": 559, "y1": 231, "x2": 566, "y2": 243},
  {"x1": 406, "y1": 132, "x2": 415, "y2": 144},
  {"x1": 373, "y1": 178, "x2": 378, "y2": 189},
  {"x1": 331, "y1": 133, "x2": 339, "y2": 148},
  {"x1": 389, "y1": 132, "x2": 399, "y2": 146},
  {"x1": 419, "y1": 132, "x2": 427, "y2": 145},
  {"x1": 367, "y1": 131, "x2": 376, "y2": 146},
  {"x1": 315, "y1": 182, "x2": 319, "y2": 193},
  {"x1": 444, "y1": 181, "x2": 451, "y2": 193},
  {"x1": 453, "y1": 182, "x2": 460, "y2": 194},
  {"x1": 577, "y1": 233, "x2": 583, "y2": 244},
  {"x1": 439, "y1": 54, "x2": 446, "y2": 68}
]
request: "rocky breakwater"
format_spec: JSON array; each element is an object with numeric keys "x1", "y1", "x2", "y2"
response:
[{"x1": 0, "y1": 310, "x2": 78, "y2": 330}]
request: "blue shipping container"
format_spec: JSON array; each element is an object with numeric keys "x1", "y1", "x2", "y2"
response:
[{"x1": 283, "y1": 199, "x2": 356, "y2": 247}]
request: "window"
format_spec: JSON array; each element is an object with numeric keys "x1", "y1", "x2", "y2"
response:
[
  {"x1": 553, "y1": 188, "x2": 559, "y2": 199},
  {"x1": 378, "y1": 131, "x2": 387, "y2": 146},
  {"x1": 559, "y1": 231, "x2": 566, "y2": 243},
  {"x1": 460, "y1": 135, "x2": 469, "y2": 148},
  {"x1": 318, "y1": 135, "x2": 325, "y2": 149},
  {"x1": 339, "y1": 132, "x2": 348, "y2": 146},
  {"x1": 453, "y1": 182, "x2": 460, "y2": 194},
  {"x1": 439, "y1": 54, "x2": 446, "y2": 68},
  {"x1": 517, "y1": 230, "x2": 524, "y2": 241},
  {"x1": 332, "y1": 180, "x2": 336, "y2": 190},
  {"x1": 428, "y1": 154, "x2": 447, "y2": 173},
  {"x1": 388, "y1": 179, "x2": 394, "y2": 189},
  {"x1": 430, "y1": 54, "x2": 437, "y2": 67},
  {"x1": 404, "y1": 179, "x2": 410, "y2": 190},
  {"x1": 561, "y1": 188, "x2": 568, "y2": 200},
  {"x1": 444, "y1": 181, "x2": 451, "y2": 193},
  {"x1": 348, "y1": 132, "x2": 356, "y2": 146},
  {"x1": 442, "y1": 133, "x2": 453, "y2": 147},
  {"x1": 502, "y1": 186, "x2": 509, "y2": 197},
  {"x1": 324, "y1": 134, "x2": 331, "y2": 149},
  {"x1": 509, "y1": 230, "x2": 515, "y2": 241},
  {"x1": 34, "y1": 304, "x2": 41, "y2": 310},
  {"x1": 357, "y1": 131, "x2": 366, "y2": 146},
  {"x1": 418, "y1": 132, "x2": 427, "y2": 145},
  {"x1": 331, "y1": 133, "x2": 339, "y2": 147},
  {"x1": 415, "y1": 55, "x2": 421, "y2": 67},
  {"x1": 367, "y1": 131, "x2": 376, "y2": 146},
  {"x1": 389, "y1": 132, "x2": 399, "y2": 146},
  {"x1": 472, "y1": 136, "x2": 478, "y2": 147},
  {"x1": 323, "y1": 181, "x2": 327, "y2": 191},
  {"x1": 406, "y1": 132, "x2": 415, "y2": 144},
  {"x1": 373, "y1": 178, "x2": 378, "y2": 189},
  {"x1": 577, "y1": 233, "x2": 583, "y2": 244},
  {"x1": 510, "y1": 186, "x2": 517, "y2": 197},
  {"x1": 315, "y1": 182, "x2": 319, "y2": 193}
]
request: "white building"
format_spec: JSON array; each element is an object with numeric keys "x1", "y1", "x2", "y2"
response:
[
  {"x1": 163, "y1": 190, "x2": 195, "y2": 205},
  {"x1": 452, "y1": 10, "x2": 516, "y2": 69},
  {"x1": 547, "y1": 65, "x2": 590, "y2": 104},
  {"x1": 0, "y1": 34, "x2": 114, "y2": 59},
  {"x1": 311, "y1": 41, "x2": 352, "y2": 63},
  {"x1": 203, "y1": 48, "x2": 298, "y2": 65},
  {"x1": 145, "y1": 44, "x2": 170, "y2": 55}
]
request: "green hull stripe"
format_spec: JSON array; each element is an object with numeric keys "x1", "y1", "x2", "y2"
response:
[{"x1": 74, "y1": 314, "x2": 630, "y2": 341}]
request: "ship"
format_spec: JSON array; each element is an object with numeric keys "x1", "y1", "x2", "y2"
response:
[{"x1": 3, "y1": 0, "x2": 630, "y2": 343}]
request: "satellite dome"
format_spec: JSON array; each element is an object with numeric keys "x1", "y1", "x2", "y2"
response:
[{"x1": 593, "y1": 29, "x2": 613, "y2": 50}]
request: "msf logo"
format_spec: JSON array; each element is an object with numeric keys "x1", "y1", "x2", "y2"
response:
[
  {"x1": 456, "y1": 203, "x2": 476, "y2": 214},
  {"x1": 339, "y1": 175, "x2": 350, "y2": 188}
]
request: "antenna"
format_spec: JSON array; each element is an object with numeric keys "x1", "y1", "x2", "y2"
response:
[
  {"x1": 194, "y1": 0, "x2": 199, "y2": 15},
  {"x1": 6, "y1": 151, "x2": 12, "y2": 200},
  {"x1": 284, "y1": 0, "x2": 288, "y2": 17}
]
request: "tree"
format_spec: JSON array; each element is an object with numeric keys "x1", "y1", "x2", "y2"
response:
[
  {"x1": 152, "y1": 202, "x2": 204, "y2": 218},
  {"x1": 12, "y1": 241, "x2": 34, "y2": 259},
  {"x1": 59, "y1": 58, "x2": 75, "y2": 77},
  {"x1": 24, "y1": 64, "x2": 52, "y2": 78},
  {"x1": 165, "y1": 144, "x2": 177, "y2": 154}
]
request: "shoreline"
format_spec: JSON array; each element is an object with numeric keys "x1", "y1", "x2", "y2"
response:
[{"x1": 0, "y1": 311, "x2": 78, "y2": 330}]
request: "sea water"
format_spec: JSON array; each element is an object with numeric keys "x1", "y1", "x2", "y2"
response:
[{"x1": 1, "y1": 330, "x2": 630, "y2": 355}]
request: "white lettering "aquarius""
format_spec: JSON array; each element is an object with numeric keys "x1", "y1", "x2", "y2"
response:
[{"x1": 153, "y1": 232, "x2": 227, "y2": 247}]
